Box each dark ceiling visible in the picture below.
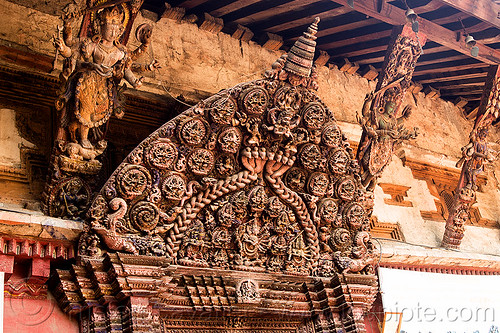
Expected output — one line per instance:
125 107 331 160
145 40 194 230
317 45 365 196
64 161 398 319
142 0 500 118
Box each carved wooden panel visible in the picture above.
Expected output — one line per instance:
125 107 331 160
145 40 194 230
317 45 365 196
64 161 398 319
378 183 413 207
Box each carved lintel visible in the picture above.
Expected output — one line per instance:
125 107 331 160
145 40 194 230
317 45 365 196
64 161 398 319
369 216 405 241
378 182 413 207
47 18 379 332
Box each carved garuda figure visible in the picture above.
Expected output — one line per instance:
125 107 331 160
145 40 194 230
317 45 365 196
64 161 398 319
44 0 159 220
79 18 379 277
356 25 424 190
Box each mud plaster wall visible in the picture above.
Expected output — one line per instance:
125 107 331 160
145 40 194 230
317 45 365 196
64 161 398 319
0 109 34 167
0 0 498 253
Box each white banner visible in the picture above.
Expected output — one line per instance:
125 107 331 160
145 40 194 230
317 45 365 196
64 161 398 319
378 267 500 333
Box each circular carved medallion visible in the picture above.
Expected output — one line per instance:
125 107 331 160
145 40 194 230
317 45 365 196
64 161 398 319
240 86 269 115
285 167 307 192
187 148 215 175
302 102 327 130
307 172 330 196
210 96 237 124
179 118 208 146
147 139 178 169
322 122 342 147
117 164 152 199
48 177 91 219
343 203 365 229
300 143 322 170
161 173 186 201
330 228 352 251
130 201 160 232
218 127 242 154
328 148 350 175
335 176 357 201
318 198 338 225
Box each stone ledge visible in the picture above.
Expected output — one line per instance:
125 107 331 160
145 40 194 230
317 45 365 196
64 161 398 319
378 238 500 273
0 204 82 241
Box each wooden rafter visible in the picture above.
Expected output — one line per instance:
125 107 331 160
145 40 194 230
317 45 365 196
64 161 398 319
434 0 500 30
329 0 500 64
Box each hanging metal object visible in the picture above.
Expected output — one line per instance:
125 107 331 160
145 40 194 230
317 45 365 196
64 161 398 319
465 34 476 48
405 8 419 32
347 0 354 9
412 21 419 33
405 8 417 22
471 46 479 57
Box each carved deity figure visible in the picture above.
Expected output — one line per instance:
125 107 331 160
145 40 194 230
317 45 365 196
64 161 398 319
357 88 418 190
456 128 496 191
53 5 156 153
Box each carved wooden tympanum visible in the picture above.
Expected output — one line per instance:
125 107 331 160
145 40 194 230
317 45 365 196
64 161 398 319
52 18 379 333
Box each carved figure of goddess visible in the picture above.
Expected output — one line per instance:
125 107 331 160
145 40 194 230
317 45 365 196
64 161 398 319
54 5 143 149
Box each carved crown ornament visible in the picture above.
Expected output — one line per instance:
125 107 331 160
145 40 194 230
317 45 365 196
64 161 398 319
52 18 380 333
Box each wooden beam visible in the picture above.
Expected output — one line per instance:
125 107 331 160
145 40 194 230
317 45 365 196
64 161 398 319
244 0 346 32
283 13 375 41
415 69 488 84
320 27 392 50
434 0 500 30
329 0 500 64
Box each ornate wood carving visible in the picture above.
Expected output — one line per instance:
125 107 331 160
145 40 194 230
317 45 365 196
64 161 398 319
369 216 405 241
378 182 413 207
43 0 158 220
404 158 497 228
52 18 379 333
442 66 500 249
356 24 426 190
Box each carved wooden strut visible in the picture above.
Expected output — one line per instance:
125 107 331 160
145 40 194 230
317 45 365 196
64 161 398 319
441 65 499 249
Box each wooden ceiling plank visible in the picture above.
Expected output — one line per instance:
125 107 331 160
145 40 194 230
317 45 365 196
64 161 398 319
329 0 500 64
416 54 468 67
242 0 331 28
413 62 486 76
174 0 209 10
283 15 376 42
243 3 348 31
429 76 488 87
433 0 500 30
415 72 488 84
330 40 390 58
407 0 444 13
319 26 392 49
208 0 262 17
